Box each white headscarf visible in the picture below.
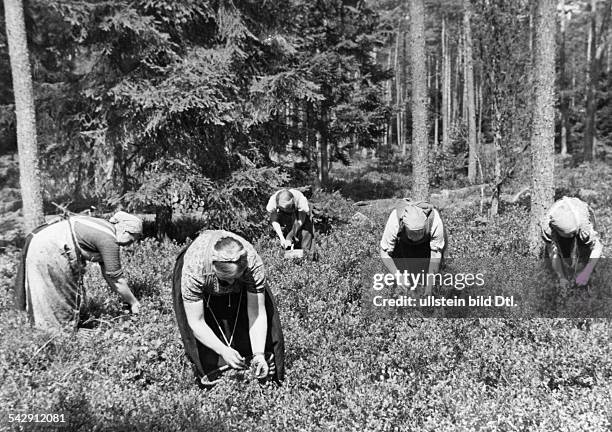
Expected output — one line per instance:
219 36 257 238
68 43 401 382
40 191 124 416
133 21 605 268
109 211 143 235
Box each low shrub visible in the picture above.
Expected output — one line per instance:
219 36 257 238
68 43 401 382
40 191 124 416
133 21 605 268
0 192 611 431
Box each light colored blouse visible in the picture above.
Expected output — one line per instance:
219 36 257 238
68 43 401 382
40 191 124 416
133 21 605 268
181 230 266 303
380 208 446 254
541 197 601 249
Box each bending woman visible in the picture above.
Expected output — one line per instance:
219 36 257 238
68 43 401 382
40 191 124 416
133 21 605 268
541 196 603 287
172 230 285 387
15 211 143 331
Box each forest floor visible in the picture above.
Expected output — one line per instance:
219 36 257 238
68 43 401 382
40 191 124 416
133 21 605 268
1 159 612 431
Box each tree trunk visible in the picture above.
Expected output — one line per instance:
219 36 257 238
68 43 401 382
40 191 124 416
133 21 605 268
571 65 576 110
583 0 597 162
462 42 467 124
433 56 439 150
608 0 612 74
477 82 482 153
384 47 393 148
319 104 329 187
394 23 403 152
608 12 612 74
464 0 477 183
427 54 431 91
441 16 451 154
529 0 536 66
559 0 569 156
490 106 502 218
401 25 408 156
452 39 460 131
529 0 556 257
409 0 429 201
306 101 319 188
4 0 44 233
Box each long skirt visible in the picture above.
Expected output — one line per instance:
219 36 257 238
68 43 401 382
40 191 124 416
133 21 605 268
15 220 83 331
277 211 315 252
172 247 285 385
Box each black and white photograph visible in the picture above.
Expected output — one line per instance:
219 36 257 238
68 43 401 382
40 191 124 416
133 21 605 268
1 0 611 430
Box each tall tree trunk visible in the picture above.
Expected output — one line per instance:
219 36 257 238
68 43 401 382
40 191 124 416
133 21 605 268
571 64 576 110
477 82 482 153
462 42 468 123
441 16 451 154
427 54 431 91
583 0 597 161
585 0 611 160
319 104 329 187
433 56 439 150
529 1 536 66
385 47 393 148
409 0 429 201
4 0 44 233
395 24 403 152
490 104 502 218
608 0 612 74
305 101 319 188
608 14 612 74
464 0 477 183
529 0 556 256
452 37 461 130
559 0 569 156
401 25 408 156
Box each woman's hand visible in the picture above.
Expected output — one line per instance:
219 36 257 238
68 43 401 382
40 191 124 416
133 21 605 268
575 270 591 287
220 346 246 370
251 353 269 378
130 301 141 314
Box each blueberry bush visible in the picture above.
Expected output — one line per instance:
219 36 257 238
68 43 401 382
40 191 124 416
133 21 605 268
1 163 612 431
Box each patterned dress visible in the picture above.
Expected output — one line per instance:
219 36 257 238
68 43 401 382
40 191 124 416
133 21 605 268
172 230 285 384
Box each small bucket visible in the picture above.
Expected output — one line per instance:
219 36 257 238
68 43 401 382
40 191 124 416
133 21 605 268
284 248 304 259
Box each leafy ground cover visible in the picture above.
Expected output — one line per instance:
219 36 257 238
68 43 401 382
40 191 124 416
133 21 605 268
1 164 612 431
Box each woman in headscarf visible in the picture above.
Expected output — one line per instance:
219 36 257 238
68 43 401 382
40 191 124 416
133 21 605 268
266 188 315 253
380 200 448 296
14 211 143 332
541 196 603 287
172 230 285 387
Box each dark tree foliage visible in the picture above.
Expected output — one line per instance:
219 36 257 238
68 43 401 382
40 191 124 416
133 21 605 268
0 0 390 238
249 0 392 180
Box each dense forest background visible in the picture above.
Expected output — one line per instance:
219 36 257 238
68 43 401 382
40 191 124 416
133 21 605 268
1 0 611 241
2 2 612 429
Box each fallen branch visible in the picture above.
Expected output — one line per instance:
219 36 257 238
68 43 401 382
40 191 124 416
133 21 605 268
25 334 60 368
500 187 530 204
432 183 492 201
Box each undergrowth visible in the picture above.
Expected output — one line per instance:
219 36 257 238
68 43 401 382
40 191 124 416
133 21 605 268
1 167 611 431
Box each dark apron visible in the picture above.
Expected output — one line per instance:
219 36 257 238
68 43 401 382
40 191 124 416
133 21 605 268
172 246 285 383
391 221 449 275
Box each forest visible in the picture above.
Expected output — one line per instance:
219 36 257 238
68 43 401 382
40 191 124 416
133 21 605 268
1 0 612 430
